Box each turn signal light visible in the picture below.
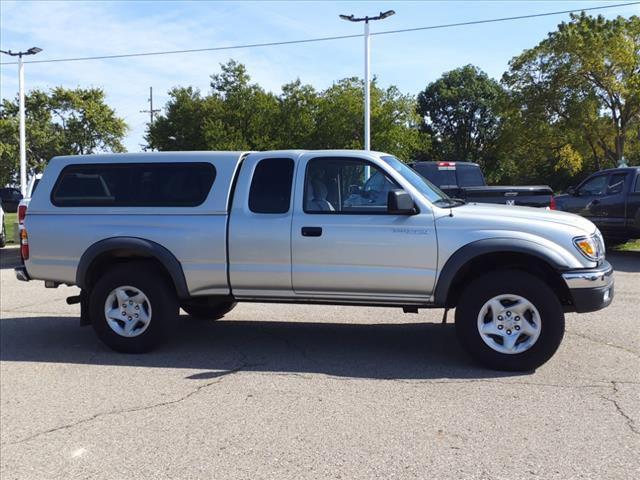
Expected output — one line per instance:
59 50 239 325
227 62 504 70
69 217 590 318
576 239 595 256
574 236 600 261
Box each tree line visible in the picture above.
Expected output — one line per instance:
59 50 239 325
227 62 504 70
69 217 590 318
1 13 638 190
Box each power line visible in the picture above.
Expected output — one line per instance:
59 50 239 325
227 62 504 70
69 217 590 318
1 2 638 66
372 1 639 37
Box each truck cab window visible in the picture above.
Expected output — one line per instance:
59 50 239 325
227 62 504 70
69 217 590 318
248 158 294 214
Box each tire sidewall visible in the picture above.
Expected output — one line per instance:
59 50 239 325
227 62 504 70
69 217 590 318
455 270 565 371
90 263 177 353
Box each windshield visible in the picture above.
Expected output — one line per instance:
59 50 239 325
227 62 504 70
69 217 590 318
381 155 450 204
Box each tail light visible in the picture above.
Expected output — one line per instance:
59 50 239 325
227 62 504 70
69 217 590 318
549 195 557 210
20 228 29 260
438 162 456 170
18 204 27 225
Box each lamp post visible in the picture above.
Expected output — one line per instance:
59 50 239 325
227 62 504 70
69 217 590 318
339 10 395 152
0 47 43 195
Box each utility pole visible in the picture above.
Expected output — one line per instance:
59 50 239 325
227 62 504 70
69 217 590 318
339 10 395 152
1 47 43 195
140 86 160 125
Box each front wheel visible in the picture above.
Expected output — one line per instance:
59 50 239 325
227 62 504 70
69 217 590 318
455 270 564 371
0 223 5 248
90 262 178 353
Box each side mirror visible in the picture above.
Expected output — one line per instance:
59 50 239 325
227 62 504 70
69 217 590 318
387 190 416 215
567 186 576 196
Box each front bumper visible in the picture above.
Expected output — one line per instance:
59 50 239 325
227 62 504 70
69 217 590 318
562 260 614 313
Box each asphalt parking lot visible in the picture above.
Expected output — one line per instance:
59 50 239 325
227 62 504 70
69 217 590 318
0 246 638 480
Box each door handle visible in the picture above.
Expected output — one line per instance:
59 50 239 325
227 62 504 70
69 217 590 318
301 226 323 237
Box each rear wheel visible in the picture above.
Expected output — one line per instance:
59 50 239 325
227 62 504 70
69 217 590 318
0 223 5 248
90 262 178 353
455 270 564 371
181 298 237 320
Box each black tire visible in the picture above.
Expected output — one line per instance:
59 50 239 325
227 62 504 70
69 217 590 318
180 298 237 320
455 270 565 372
90 262 178 353
0 223 5 248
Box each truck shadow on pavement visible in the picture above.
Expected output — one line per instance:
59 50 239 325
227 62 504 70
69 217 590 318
0 315 517 380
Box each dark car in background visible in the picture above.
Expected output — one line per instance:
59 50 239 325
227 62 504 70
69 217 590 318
0 187 23 213
410 161 555 208
555 166 640 245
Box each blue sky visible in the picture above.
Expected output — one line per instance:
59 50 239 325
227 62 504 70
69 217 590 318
1 0 639 152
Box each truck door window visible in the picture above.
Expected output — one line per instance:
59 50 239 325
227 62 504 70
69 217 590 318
578 175 607 196
248 158 294 214
305 158 399 214
606 173 626 195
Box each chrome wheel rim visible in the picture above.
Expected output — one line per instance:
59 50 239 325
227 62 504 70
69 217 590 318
477 294 541 355
104 286 152 338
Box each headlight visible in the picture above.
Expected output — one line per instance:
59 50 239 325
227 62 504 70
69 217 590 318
573 234 604 261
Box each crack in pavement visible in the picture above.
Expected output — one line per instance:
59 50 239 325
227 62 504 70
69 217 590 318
601 381 639 436
3 362 253 446
566 330 640 359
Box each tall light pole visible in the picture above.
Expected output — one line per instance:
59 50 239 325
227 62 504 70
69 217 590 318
0 47 43 195
339 10 395 152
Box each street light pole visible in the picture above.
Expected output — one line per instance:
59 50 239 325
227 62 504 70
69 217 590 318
340 10 395 153
18 55 26 195
0 47 43 195
364 20 371 152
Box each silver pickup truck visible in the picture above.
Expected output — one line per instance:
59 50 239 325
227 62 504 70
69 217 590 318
16 150 614 371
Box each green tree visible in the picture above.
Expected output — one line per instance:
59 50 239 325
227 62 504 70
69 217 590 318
503 13 640 172
147 61 428 161
312 77 428 159
145 87 208 151
148 60 281 151
0 87 127 185
204 60 280 150
416 65 505 170
274 79 319 149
